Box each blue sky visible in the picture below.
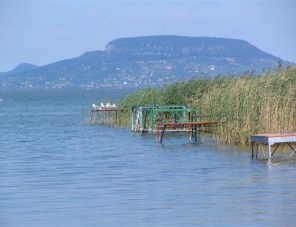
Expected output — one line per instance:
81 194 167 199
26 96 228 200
0 0 295 72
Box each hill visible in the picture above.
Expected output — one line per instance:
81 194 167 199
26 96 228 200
0 35 288 89
9 63 38 74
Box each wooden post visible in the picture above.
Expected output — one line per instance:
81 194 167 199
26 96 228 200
160 124 166 143
194 125 197 143
268 144 272 159
91 110 94 125
115 110 118 126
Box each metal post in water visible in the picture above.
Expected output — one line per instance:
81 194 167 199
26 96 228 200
268 144 272 159
160 124 166 143
182 106 186 122
139 108 143 131
91 111 94 125
115 110 118 126
194 125 197 143
131 108 134 131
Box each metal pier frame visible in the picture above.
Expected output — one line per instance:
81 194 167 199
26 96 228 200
91 108 127 125
131 105 199 133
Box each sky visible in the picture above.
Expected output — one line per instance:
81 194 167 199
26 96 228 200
0 0 295 72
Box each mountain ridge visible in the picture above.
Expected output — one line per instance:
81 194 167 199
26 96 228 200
106 36 277 60
0 35 289 89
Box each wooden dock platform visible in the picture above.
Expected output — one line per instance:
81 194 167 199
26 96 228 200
250 133 296 159
156 121 217 143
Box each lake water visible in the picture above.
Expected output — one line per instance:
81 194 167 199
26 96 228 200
0 89 296 226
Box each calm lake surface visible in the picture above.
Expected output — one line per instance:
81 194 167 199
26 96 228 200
0 89 296 226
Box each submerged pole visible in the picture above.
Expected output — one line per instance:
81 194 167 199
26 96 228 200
115 110 118 126
194 125 197 143
91 111 94 124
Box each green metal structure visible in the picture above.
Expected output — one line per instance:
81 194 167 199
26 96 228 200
131 105 198 132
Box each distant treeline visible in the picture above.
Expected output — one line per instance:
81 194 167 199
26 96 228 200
120 67 296 145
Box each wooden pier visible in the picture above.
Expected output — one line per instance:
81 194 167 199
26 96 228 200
90 103 217 143
250 133 296 159
156 121 217 143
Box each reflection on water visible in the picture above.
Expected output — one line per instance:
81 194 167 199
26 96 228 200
0 90 296 226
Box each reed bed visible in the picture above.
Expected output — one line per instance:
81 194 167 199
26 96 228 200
191 68 296 145
119 67 296 145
